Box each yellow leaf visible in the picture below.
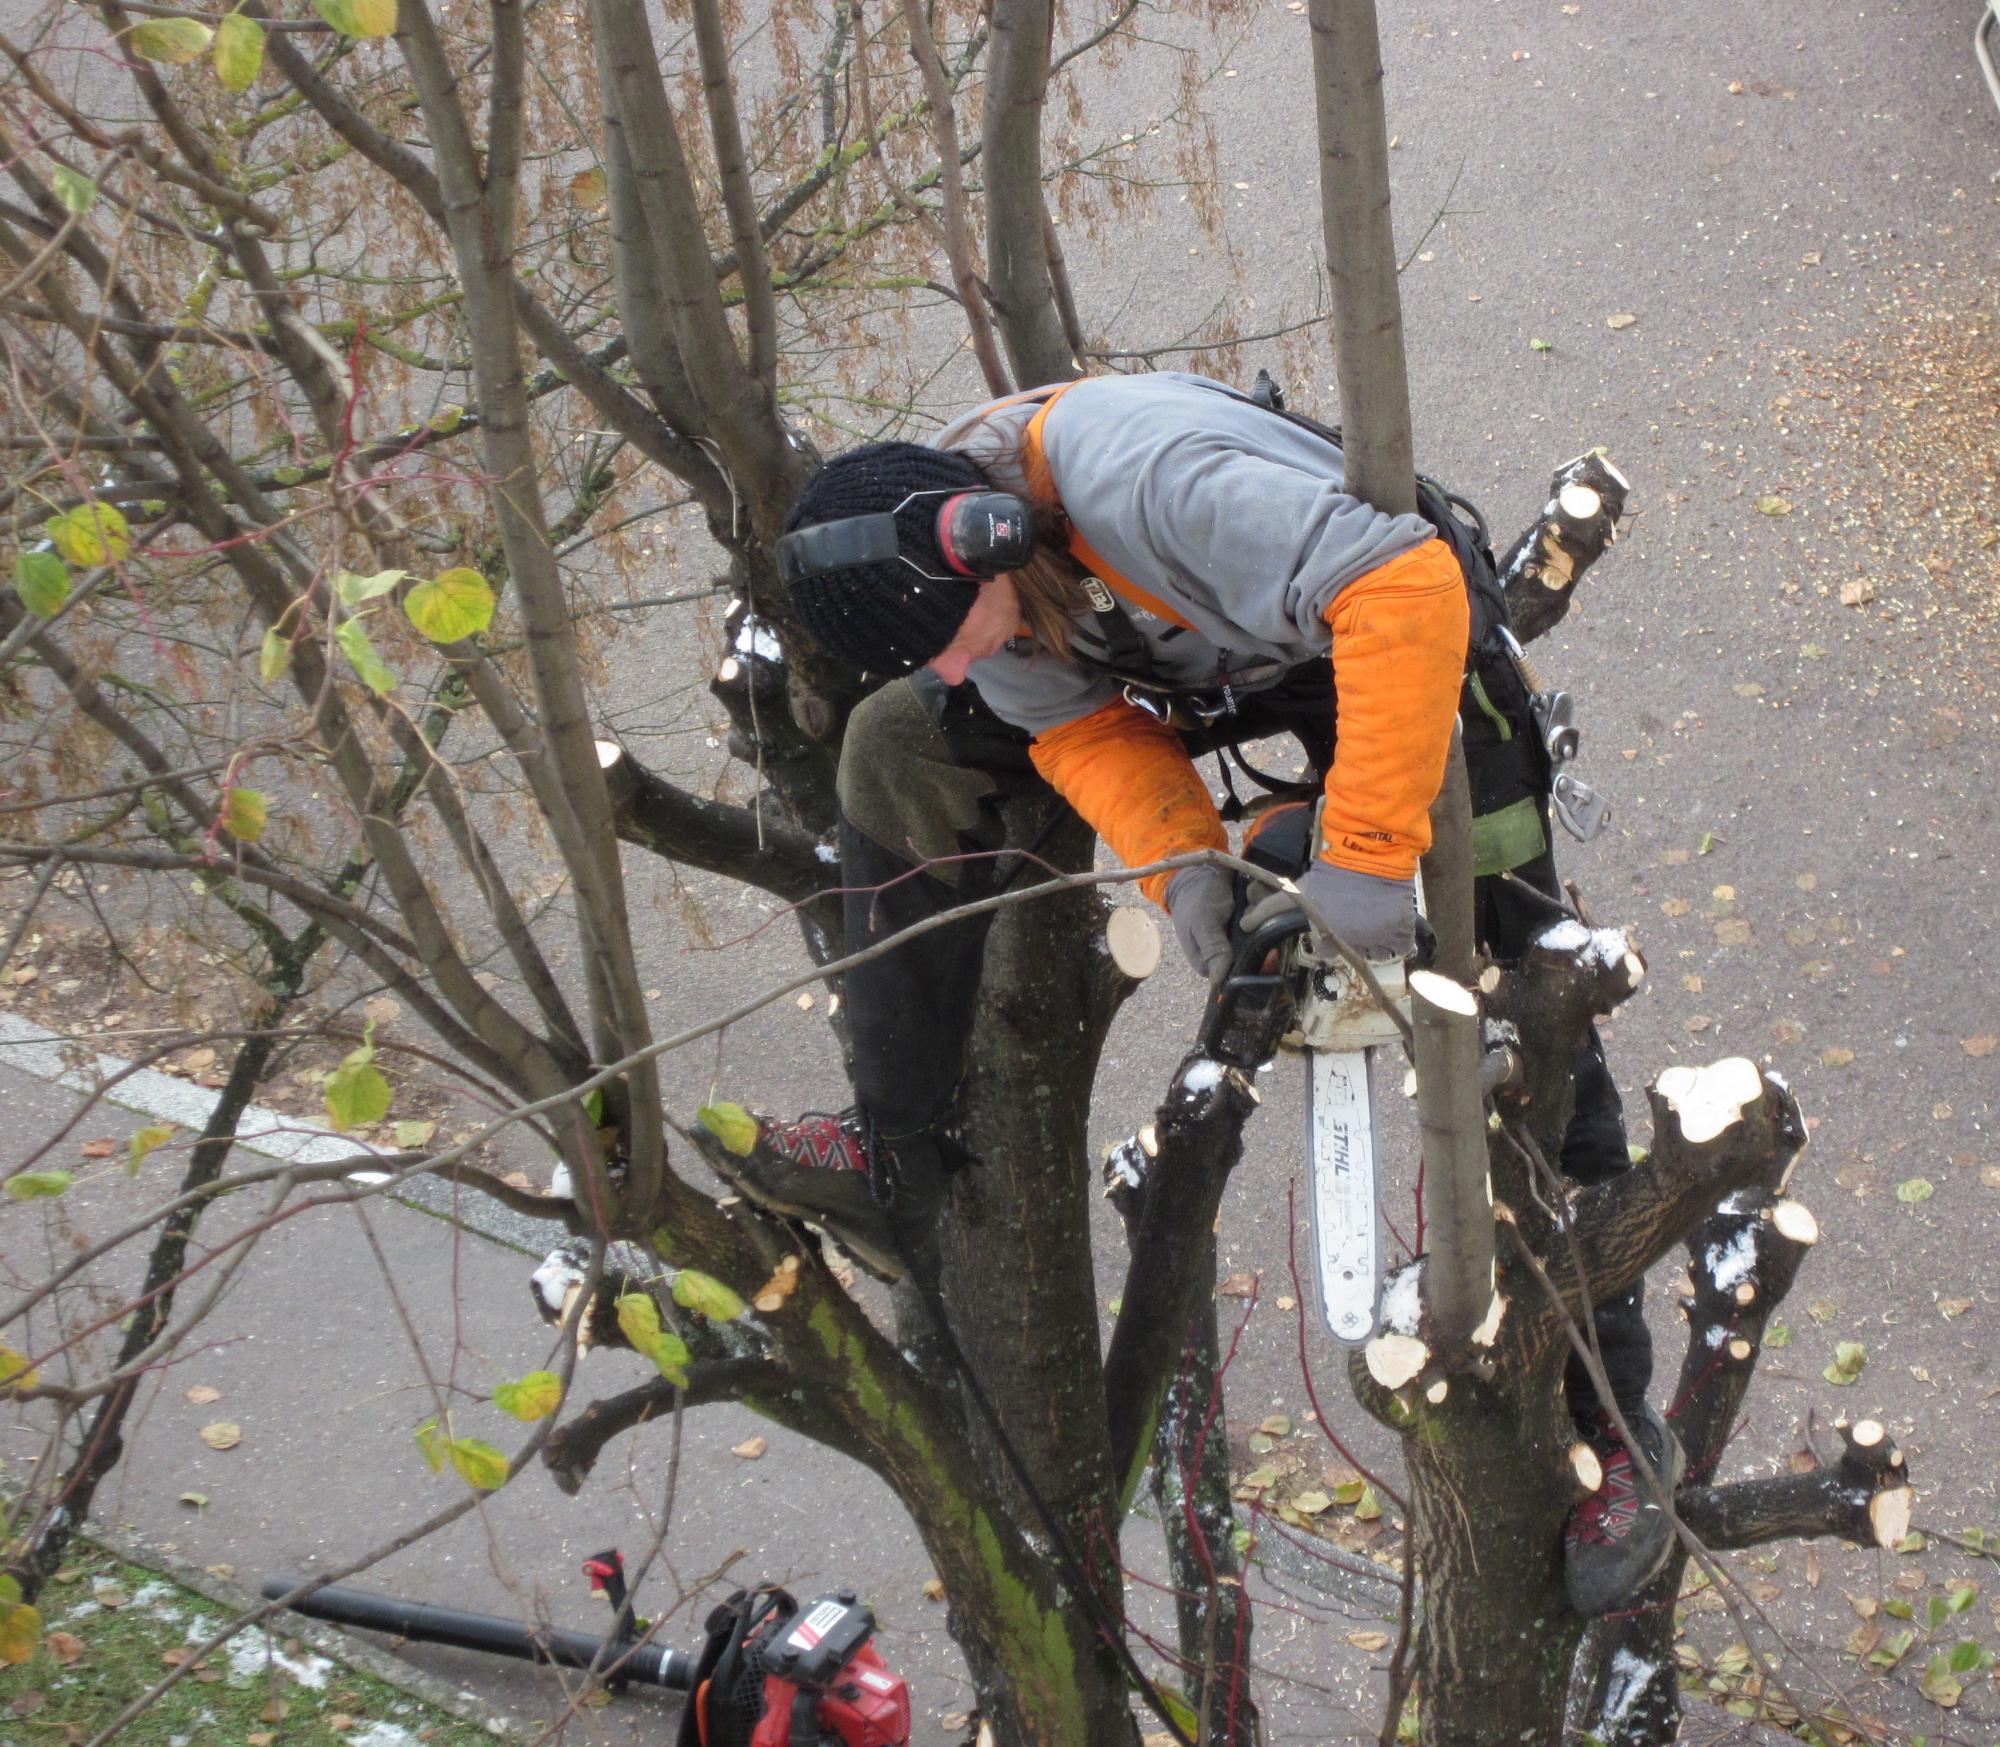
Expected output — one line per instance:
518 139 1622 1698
213 12 263 90
128 1125 173 1174
47 502 131 565
697 1101 760 1157
199 1421 242 1450
493 1370 562 1421
672 1268 746 1323
258 627 291 684
313 0 397 37
222 786 268 843
0 1592 42 1665
731 1436 767 1460
615 1291 661 1349
446 1436 508 1491
0 1344 39 1395
404 568 495 643
129 17 213 62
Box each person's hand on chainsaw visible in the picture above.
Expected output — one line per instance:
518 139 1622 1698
1165 865 1236 983
1240 861 1416 963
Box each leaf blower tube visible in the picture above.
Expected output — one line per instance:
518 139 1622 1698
259 1577 699 1690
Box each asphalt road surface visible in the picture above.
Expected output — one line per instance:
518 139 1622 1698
2 1 1995 1742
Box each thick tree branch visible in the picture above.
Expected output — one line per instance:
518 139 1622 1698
981 0 1075 385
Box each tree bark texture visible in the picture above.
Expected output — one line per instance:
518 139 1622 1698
939 795 1140 1744
1307 0 1416 517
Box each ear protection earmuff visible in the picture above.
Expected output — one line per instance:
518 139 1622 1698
776 489 1038 586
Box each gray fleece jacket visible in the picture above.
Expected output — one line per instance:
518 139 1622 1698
930 373 1435 735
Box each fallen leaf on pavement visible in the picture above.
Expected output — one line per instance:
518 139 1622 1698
1347 1630 1391 1651
1962 1034 1998 1058
1606 312 1638 330
1217 1272 1257 1299
185 1385 221 1405
199 1422 241 1450
731 1437 767 1460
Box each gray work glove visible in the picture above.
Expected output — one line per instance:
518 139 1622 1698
1164 865 1236 983
1240 860 1416 962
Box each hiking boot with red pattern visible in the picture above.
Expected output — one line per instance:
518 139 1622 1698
1563 1402 1686 1616
711 1110 920 1284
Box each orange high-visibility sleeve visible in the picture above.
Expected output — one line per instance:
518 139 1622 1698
1320 538 1470 880
1030 700 1227 906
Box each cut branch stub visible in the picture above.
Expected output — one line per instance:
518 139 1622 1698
1363 1332 1431 1391
1496 450 1632 644
1104 906 1162 981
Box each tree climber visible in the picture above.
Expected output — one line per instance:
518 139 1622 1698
727 370 1681 1613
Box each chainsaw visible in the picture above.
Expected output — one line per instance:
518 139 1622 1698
1196 900 1415 1348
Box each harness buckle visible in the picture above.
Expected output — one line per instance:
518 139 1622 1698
1552 771 1611 843
1121 683 1173 724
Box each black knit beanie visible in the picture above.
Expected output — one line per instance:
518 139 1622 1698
783 442 991 675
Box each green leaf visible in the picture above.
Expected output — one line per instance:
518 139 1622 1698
582 1087 605 1126
1945 1583 1978 1614
392 1119 437 1149
493 1370 562 1422
13 550 69 618
1898 1530 1926 1554
127 1125 173 1174
50 166 96 215
1884 1596 1914 1620
1152 1685 1199 1737
414 1416 446 1472
1529 336 1553 353
1926 1594 1950 1631
47 501 131 565
404 567 495 643
313 0 397 37
1895 1176 1935 1205
5 1170 73 1200
1919 1652 1961 1709
1354 1484 1383 1522
697 1101 759 1157
446 1436 509 1491
646 1330 691 1385
0 1589 41 1665
1755 495 1792 517
212 11 263 90
1764 1320 1791 1348
1331 1478 1366 1506
0 1344 39 1395
1947 1639 1995 1674
222 786 268 843
335 614 396 695
258 626 291 683
1823 1340 1867 1386
129 17 213 62
324 1026 391 1131
335 567 406 607
672 1268 747 1323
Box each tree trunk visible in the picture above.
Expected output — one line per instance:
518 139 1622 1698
1308 0 1416 518
942 795 1137 1744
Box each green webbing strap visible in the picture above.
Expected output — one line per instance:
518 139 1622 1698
1472 795 1546 877
1467 669 1513 742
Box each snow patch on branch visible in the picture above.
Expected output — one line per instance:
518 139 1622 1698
1533 917 1643 989
734 618 783 663
1702 1223 1759 1292
1601 1647 1659 1724
1380 1264 1423 1336
1181 1059 1227 1096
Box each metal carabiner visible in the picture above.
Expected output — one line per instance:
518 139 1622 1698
1121 683 1174 724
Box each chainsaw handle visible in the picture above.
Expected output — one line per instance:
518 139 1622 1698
1196 913 1309 1062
